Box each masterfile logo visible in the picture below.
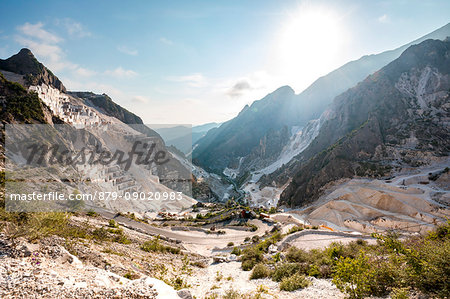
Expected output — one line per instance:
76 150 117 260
5 124 192 213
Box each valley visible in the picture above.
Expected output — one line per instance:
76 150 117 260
0 16 449 299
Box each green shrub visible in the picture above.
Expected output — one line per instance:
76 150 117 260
242 260 255 271
250 263 271 279
231 247 241 256
227 242 234 247
241 247 263 271
288 225 304 234
86 210 97 217
141 236 181 254
222 289 243 299
170 276 190 290
390 287 410 299
332 252 374 299
272 263 301 282
279 273 310 291
307 264 321 277
413 235 450 297
255 231 282 252
286 246 308 263
123 272 139 280
108 219 118 228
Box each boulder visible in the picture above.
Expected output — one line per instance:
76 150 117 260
177 289 193 299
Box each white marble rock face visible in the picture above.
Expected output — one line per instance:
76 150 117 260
29 84 103 128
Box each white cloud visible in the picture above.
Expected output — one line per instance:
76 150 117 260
14 35 66 70
117 45 138 56
226 80 252 98
74 67 96 77
104 67 138 78
131 95 150 103
160 37 174 45
15 22 96 76
377 14 389 23
57 18 91 38
166 73 207 87
17 22 62 44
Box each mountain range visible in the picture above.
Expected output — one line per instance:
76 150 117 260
192 23 450 179
1 23 449 232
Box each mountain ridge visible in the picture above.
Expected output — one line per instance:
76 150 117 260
192 23 450 181
276 38 450 207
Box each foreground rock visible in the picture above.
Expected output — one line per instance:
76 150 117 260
0 237 179 299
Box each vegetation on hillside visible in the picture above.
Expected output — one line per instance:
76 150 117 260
242 222 449 297
0 73 47 123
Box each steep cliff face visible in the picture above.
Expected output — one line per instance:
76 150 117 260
0 48 66 92
277 39 450 208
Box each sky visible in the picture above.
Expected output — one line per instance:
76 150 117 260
0 0 449 125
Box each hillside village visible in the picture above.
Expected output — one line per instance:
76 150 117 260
29 84 103 128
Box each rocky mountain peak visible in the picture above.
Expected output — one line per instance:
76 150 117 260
17 48 34 57
0 48 66 92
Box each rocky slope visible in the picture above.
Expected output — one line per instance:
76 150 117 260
1 49 196 213
274 38 450 208
193 86 295 174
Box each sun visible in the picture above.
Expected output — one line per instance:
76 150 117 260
273 5 347 92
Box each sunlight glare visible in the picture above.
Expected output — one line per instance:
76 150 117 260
274 5 347 92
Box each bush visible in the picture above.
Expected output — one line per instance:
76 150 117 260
307 264 321 277
123 272 139 280
390 287 410 299
288 225 304 234
222 289 243 299
86 210 97 217
170 276 190 290
286 246 308 263
227 242 234 247
231 247 241 256
250 263 271 279
279 273 310 291
255 231 282 252
241 247 263 271
332 252 374 299
141 236 181 254
272 263 301 282
108 219 118 228
242 260 255 271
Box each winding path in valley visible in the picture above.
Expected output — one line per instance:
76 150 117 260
93 207 269 247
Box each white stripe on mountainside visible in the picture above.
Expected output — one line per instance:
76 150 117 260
243 110 330 208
